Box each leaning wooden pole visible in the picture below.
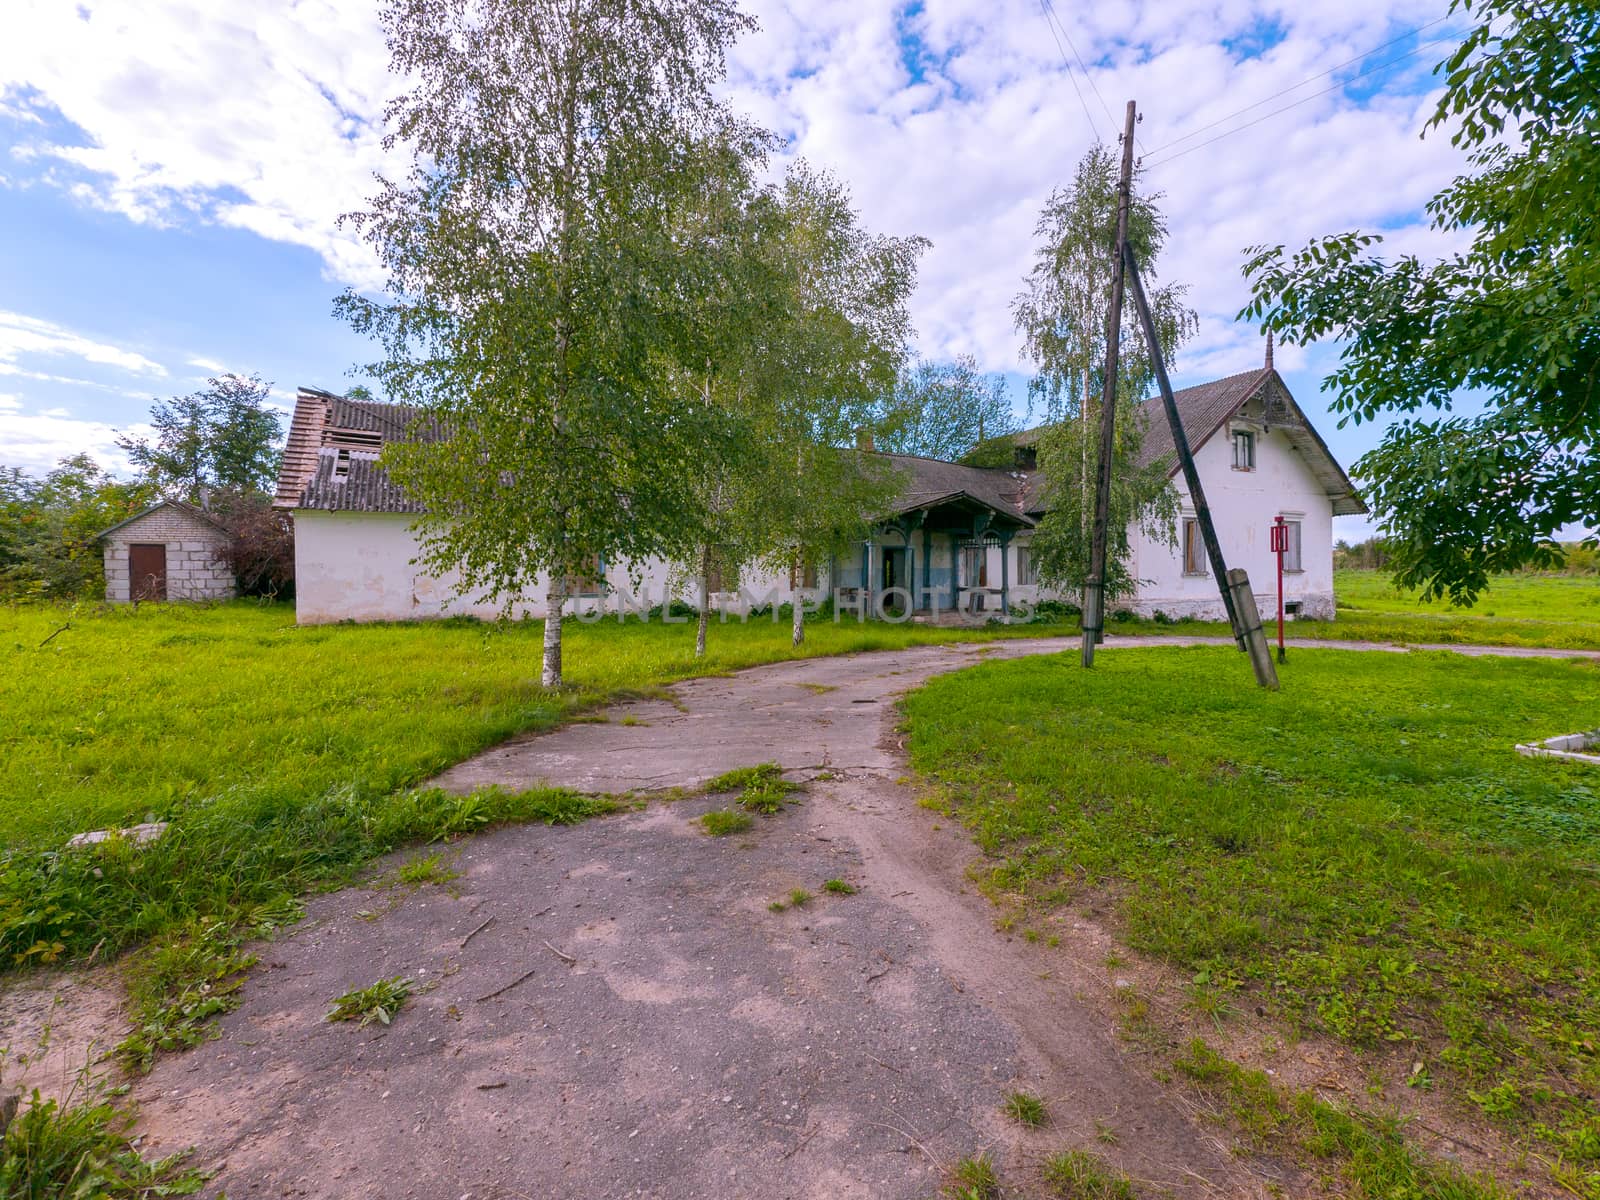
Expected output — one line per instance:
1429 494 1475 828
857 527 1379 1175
1122 240 1252 659
1081 99 1138 668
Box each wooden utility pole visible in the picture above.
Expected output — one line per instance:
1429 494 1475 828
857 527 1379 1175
1081 99 1138 668
1124 240 1277 689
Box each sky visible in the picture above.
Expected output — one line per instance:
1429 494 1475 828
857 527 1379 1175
0 0 1479 541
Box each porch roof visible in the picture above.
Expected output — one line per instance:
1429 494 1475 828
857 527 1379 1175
877 453 1034 530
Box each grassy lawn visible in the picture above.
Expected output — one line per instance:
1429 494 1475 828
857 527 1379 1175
1107 568 1600 650
0 599 1057 970
903 646 1600 1193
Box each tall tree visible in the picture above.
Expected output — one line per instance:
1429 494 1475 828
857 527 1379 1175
0 454 154 598
340 0 770 687
876 355 1014 463
671 161 923 655
1013 145 1196 599
116 374 281 504
740 164 921 647
1241 0 1599 604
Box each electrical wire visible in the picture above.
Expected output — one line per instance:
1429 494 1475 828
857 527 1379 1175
1035 0 1102 141
1142 33 1455 168
1143 15 1452 158
1040 0 1135 148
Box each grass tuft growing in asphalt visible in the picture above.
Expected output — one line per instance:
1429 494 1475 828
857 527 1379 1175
698 810 753 837
1002 1089 1048 1127
904 645 1600 1183
943 1152 1002 1199
1040 1149 1137 1199
327 976 413 1026
0 1087 207 1197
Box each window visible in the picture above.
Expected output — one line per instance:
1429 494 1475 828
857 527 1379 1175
1182 518 1207 575
1232 429 1256 471
704 545 737 594
1283 519 1303 573
961 545 988 588
1015 544 1035 586
788 560 818 589
561 553 605 596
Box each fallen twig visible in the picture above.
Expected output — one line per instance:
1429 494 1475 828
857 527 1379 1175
476 1081 507 1090
38 623 69 648
779 1124 820 1160
459 915 496 949
866 1120 939 1167
474 967 538 1002
864 1052 903 1073
543 939 577 965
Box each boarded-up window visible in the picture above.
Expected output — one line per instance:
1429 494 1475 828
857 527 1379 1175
1182 519 1206 575
705 546 738 594
562 554 605 596
789 559 818 590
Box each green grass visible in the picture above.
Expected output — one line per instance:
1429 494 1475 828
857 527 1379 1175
943 1153 1002 1199
327 976 413 1026
1040 1149 1137 1199
1002 1089 1048 1127
822 877 856 895
903 646 1600 1188
389 851 459 889
1173 1038 1506 1198
0 601 1051 966
0 1089 206 1198
1113 569 1600 650
698 810 753 837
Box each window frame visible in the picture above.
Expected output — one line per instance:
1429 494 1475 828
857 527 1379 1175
1281 516 1304 574
1015 543 1035 587
562 553 606 597
1232 429 1256 471
1182 517 1207 576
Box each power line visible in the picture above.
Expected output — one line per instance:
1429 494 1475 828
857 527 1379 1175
1035 0 1102 141
1040 0 1128 144
1142 32 1456 168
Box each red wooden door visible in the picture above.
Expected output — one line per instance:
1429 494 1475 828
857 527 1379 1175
129 543 167 601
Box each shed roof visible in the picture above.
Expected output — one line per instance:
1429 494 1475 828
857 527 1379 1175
95 498 232 541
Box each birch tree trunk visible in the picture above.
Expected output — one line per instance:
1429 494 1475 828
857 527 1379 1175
695 542 711 658
791 552 806 646
542 583 565 687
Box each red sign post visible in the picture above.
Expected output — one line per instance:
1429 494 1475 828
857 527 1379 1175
1269 516 1289 663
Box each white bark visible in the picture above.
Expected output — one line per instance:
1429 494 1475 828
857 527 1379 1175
695 544 710 658
791 576 805 646
542 585 565 688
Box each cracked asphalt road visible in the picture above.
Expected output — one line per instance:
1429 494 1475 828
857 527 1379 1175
127 636 1286 1199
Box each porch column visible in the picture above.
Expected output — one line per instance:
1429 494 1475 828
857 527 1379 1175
999 531 1012 616
922 527 932 612
906 542 915 610
861 540 872 616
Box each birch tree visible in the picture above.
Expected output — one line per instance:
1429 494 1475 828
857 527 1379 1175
338 0 768 686
671 162 922 654
1012 145 1196 599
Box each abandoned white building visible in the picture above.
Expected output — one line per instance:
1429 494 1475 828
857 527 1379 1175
99 500 237 603
272 349 1364 625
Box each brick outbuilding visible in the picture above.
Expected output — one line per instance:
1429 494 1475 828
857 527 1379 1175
99 500 237 603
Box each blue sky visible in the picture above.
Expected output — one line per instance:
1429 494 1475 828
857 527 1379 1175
1 0 1473 542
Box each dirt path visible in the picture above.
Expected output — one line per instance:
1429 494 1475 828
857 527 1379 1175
111 635 1586 1197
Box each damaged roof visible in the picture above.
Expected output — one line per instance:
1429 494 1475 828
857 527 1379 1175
272 365 1365 521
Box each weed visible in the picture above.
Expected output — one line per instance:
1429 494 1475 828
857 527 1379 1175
619 715 647 727
767 899 787 912
1041 1149 1137 1199
327 976 413 1026
390 852 459 889
786 888 813 908
944 1153 1002 1199
1002 1090 1048 1127
702 763 801 814
822 878 856 895
0 1088 207 1197
698 810 753 837
797 682 837 694
1173 1038 1506 1197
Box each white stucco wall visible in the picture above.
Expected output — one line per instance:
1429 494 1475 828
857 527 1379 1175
1123 414 1337 621
292 510 822 625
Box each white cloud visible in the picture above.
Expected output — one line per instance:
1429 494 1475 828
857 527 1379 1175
0 0 1469 384
0 310 166 376
187 356 228 373
0 409 150 474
